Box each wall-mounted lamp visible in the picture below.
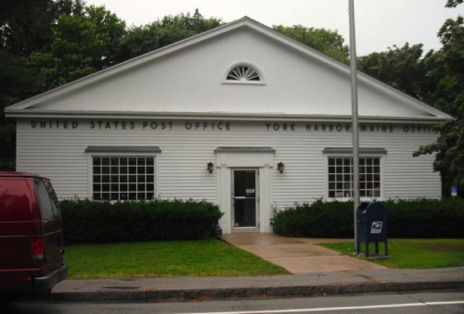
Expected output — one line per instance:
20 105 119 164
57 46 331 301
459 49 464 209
277 162 285 174
207 161 214 174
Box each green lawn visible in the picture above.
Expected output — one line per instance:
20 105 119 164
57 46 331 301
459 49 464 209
65 238 464 279
65 238 288 279
319 239 464 269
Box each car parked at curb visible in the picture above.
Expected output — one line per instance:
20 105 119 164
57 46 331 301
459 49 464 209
0 172 68 306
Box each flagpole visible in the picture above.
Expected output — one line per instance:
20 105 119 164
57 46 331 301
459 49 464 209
349 0 360 253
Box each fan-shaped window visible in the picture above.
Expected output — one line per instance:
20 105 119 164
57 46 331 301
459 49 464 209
226 65 261 83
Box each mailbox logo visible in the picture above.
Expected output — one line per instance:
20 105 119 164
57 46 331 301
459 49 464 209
370 221 383 234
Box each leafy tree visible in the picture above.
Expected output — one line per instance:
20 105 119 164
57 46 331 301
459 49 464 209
446 0 463 7
358 43 429 101
29 4 126 90
0 0 76 170
0 0 83 55
1 0 54 55
115 9 222 62
0 50 38 169
357 2 463 197
414 3 464 196
273 25 349 63
0 0 92 169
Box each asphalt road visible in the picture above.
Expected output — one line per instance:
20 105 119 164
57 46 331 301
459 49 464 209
5 290 464 314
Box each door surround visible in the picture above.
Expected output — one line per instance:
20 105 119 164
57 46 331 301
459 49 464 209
214 147 274 234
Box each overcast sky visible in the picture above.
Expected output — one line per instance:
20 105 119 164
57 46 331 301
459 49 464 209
86 0 463 56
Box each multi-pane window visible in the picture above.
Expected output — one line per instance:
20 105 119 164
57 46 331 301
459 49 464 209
92 157 155 200
328 157 381 198
359 158 381 197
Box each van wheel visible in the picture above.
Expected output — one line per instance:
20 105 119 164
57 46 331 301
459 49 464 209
0 293 16 307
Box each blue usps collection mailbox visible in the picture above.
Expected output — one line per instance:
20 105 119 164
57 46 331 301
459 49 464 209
356 201 388 257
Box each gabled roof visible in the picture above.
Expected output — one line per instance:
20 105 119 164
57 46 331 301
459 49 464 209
5 17 452 123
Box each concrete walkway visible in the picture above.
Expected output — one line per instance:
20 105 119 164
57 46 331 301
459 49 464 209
220 233 387 273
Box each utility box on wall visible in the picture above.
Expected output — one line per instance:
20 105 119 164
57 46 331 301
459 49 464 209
356 201 388 257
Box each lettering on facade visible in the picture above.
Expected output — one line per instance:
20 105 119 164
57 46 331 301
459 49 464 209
30 120 80 129
266 123 434 134
90 121 136 129
184 121 230 131
402 125 434 133
29 120 231 131
28 120 436 134
142 121 173 130
265 123 296 131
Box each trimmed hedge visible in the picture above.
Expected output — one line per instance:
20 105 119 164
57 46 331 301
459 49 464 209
271 198 464 238
60 199 223 244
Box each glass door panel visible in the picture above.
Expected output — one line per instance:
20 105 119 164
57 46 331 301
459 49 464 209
233 170 258 231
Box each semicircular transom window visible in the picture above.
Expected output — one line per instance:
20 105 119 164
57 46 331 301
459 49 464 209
226 65 261 82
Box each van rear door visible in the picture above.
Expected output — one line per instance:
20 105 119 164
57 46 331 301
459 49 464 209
0 177 41 289
32 178 65 274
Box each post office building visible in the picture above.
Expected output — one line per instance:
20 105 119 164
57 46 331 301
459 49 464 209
6 17 452 234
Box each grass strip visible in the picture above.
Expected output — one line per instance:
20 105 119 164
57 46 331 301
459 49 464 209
65 238 288 279
319 239 464 269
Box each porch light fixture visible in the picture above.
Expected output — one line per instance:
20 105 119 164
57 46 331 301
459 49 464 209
277 162 285 174
207 162 214 174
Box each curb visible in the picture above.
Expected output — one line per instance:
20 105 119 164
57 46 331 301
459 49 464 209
51 280 464 302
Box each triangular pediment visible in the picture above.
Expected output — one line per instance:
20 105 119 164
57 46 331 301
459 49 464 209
6 17 452 123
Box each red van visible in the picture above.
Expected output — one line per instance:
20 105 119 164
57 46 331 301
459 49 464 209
0 172 68 305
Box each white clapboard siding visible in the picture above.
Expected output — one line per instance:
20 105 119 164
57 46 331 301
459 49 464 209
17 119 441 210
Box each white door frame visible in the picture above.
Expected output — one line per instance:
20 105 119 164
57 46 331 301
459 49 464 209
214 147 274 234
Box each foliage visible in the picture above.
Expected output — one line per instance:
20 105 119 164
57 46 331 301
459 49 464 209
271 199 464 238
29 4 126 90
413 7 464 192
65 240 286 278
0 50 38 168
384 198 464 237
273 25 349 63
357 2 464 193
358 43 429 101
0 0 78 56
60 199 223 244
0 159 15 171
114 9 222 62
0 0 84 170
446 0 463 8
271 199 353 238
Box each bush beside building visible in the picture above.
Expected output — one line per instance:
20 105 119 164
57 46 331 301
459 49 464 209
61 199 223 244
271 198 464 238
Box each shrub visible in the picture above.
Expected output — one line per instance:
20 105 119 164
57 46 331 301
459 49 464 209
60 199 223 244
271 198 464 238
385 198 464 238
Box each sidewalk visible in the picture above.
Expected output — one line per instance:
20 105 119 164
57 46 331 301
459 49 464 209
220 233 387 273
51 234 464 302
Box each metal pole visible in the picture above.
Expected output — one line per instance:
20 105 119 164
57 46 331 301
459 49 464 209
349 0 360 253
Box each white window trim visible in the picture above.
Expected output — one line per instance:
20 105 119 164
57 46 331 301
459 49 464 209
86 148 160 200
323 149 386 202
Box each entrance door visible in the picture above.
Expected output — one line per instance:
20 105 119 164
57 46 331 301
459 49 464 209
232 169 258 232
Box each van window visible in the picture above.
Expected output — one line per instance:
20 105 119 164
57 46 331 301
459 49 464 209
44 180 61 218
0 178 35 221
34 179 60 221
